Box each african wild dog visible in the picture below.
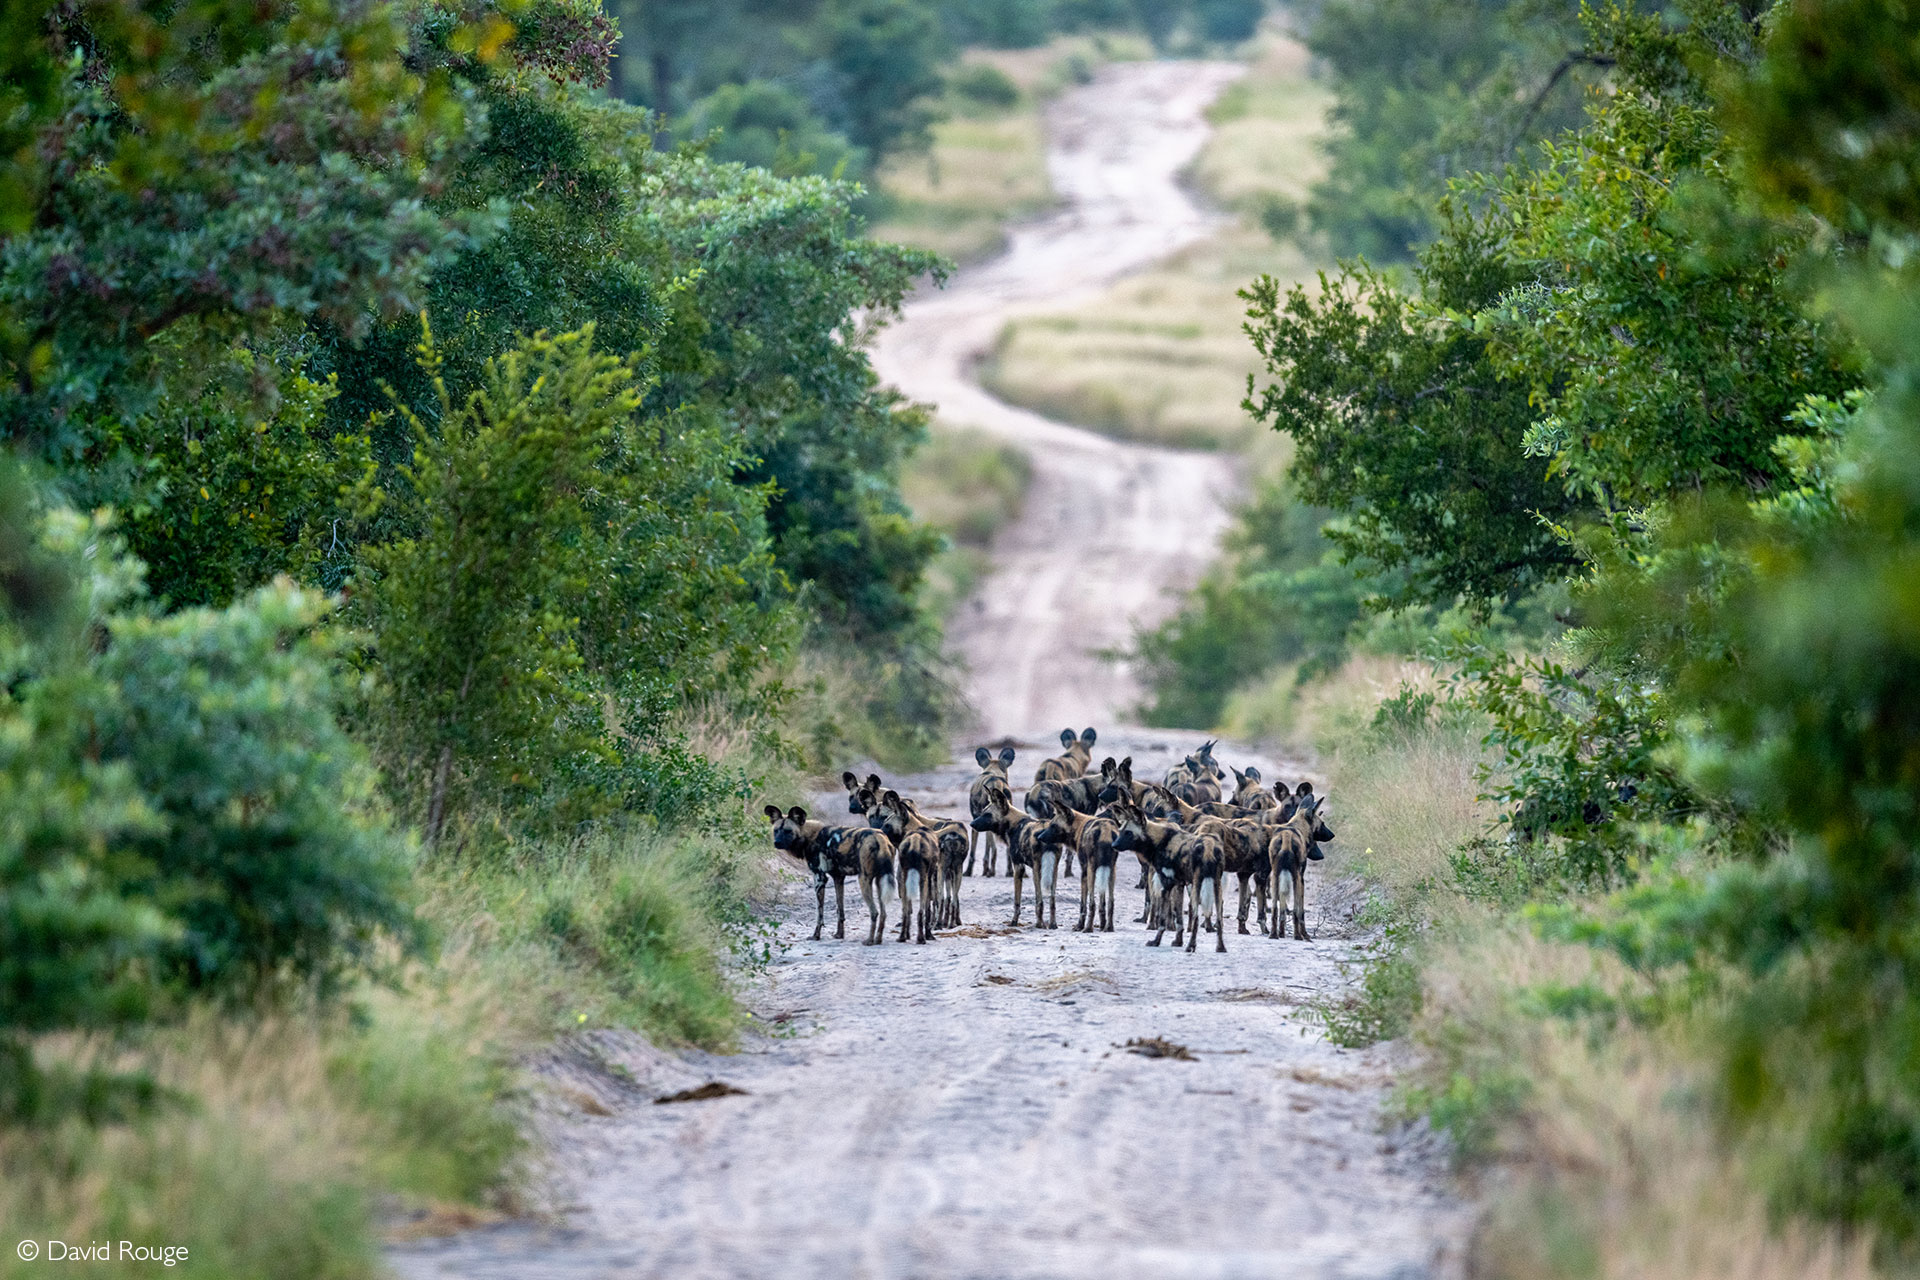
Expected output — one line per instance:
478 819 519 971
1181 830 1228 953
1267 783 1334 941
842 771 884 815
967 745 1016 876
1032 726 1097 786
1034 796 1120 933
1015 790 1081 931
868 788 969 931
1140 782 1275 937
823 824 898 945
969 777 1056 927
1024 758 1117 877
1164 739 1221 792
1229 765 1280 813
1109 801 1194 947
1164 744 1224 806
892 827 939 943
765 805 859 941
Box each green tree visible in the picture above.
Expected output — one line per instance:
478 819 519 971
684 81 867 180
1244 210 1581 608
1302 0 1602 260
0 0 487 458
0 481 172 1082
814 0 948 157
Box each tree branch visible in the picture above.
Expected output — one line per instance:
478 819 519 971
1509 52 1618 157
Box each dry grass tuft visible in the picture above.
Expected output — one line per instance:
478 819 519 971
1423 927 1879 1280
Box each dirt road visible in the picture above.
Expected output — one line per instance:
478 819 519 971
392 731 1463 1280
869 59 1245 735
391 61 1466 1280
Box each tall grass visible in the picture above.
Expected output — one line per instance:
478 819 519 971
0 1010 492 1280
1235 653 1893 1279
0 779 791 1277
1417 926 1879 1280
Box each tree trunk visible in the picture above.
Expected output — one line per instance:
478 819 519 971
426 743 454 847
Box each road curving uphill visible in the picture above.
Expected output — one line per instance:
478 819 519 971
870 59 1245 737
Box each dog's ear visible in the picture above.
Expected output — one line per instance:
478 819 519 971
866 773 882 791
998 745 1016 767
975 746 991 769
883 789 901 805
787 806 807 822
1059 728 1076 748
1231 766 1246 787
764 805 783 822
841 771 858 791
1245 766 1260 782
1081 727 1097 744
1100 756 1117 776
1295 780 1315 797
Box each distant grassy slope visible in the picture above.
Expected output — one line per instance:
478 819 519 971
869 34 1151 263
976 25 1332 451
1191 31 1333 223
901 425 1034 617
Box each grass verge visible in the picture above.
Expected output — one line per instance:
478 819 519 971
1227 653 1889 1279
0 749 801 1278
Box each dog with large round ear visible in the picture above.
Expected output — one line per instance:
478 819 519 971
1058 728 1077 750
975 746 993 769
998 745 1015 768
1080 727 1098 747
765 805 811 854
1294 780 1315 798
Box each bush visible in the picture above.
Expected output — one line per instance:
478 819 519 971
3 487 416 1110
950 63 1021 110
1315 917 1423 1047
683 81 867 180
99 581 418 1000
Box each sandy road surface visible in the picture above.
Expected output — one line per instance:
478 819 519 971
869 60 1246 735
392 732 1464 1280
391 61 1467 1280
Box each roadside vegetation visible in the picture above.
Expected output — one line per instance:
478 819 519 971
978 20 1329 450
1141 1 1920 1273
900 426 1035 618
